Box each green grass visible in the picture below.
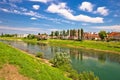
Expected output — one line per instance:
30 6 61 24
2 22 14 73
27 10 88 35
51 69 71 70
1 37 120 53
41 39 120 53
0 42 70 80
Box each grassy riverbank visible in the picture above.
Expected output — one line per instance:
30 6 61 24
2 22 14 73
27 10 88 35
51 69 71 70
44 39 120 54
0 37 120 54
0 42 70 80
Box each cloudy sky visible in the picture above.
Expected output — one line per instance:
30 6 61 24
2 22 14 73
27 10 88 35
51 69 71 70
0 0 120 34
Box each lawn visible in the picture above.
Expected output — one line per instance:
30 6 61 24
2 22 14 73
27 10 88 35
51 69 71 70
0 42 70 80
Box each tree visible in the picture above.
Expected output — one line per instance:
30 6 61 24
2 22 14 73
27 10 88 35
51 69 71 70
81 28 84 41
78 29 81 40
63 30 66 36
78 28 84 41
38 33 40 35
50 31 54 38
66 30 69 36
55 31 59 37
73 29 76 37
27 34 35 39
98 31 107 40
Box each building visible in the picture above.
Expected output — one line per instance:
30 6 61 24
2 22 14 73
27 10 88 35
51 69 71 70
17 34 29 38
84 32 100 40
36 34 48 40
108 32 120 40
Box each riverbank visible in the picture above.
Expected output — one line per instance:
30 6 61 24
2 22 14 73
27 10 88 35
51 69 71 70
22 39 120 54
0 37 120 54
0 42 70 80
45 39 120 54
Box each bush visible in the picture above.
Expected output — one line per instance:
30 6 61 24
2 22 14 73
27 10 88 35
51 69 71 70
35 52 44 58
52 52 71 67
79 71 99 80
50 52 99 80
68 70 78 80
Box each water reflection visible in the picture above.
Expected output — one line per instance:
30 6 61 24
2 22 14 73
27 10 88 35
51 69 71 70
0 40 120 80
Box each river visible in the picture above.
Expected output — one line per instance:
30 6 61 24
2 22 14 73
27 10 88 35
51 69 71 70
0 40 120 80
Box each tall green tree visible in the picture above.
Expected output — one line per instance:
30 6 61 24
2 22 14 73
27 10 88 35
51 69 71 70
63 30 66 36
38 33 40 35
73 29 76 37
81 28 84 41
66 30 69 36
78 29 81 40
55 31 59 37
98 30 107 40
70 29 73 37
50 31 54 38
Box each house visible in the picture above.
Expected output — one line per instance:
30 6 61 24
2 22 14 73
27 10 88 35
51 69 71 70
17 34 29 38
108 32 120 40
84 32 100 40
36 34 48 40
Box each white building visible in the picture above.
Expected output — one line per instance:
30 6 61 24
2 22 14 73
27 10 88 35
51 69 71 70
17 34 29 38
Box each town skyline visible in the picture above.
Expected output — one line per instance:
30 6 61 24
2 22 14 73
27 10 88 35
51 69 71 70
0 0 120 34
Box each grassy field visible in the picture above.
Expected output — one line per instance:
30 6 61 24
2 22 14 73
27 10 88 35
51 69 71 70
40 39 120 54
0 42 70 80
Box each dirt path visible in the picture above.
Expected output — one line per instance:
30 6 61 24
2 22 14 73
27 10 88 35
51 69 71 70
0 64 30 80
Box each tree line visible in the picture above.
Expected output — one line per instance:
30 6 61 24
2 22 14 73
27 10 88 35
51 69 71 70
50 28 84 41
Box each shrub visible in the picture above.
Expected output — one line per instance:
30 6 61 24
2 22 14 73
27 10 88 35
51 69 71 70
52 52 71 67
79 71 99 80
35 52 44 58
50 52 99 80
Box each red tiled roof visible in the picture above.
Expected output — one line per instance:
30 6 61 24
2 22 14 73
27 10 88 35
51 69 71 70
108 32 120 37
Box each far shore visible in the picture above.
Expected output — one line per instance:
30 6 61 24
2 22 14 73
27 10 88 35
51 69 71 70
0 37 120 54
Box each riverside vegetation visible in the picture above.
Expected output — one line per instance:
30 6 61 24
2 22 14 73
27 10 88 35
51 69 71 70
22 38 120 54
0 41 99 80
0 42 70 80
50 52 99 80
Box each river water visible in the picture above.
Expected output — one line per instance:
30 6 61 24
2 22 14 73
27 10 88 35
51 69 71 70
0 40 120 80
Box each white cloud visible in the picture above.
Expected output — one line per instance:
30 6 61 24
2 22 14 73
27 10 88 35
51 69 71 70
8 0 22 3
0 8 42 18
0 25 59 34
94 7 109 16
49 29 60 31
0 26 42 32
92 25 120 31
79 2 94 12
29 0 52 3
0 8 9 12
81 23 89 26
30 17 37 20
32 5 40 10
47 3 103 23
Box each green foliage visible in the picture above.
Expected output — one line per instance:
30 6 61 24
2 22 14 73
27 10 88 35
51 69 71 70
0 42 70 80
51 52 99 80
0 33 16 37
68 69 79 80
27 34 35 39
99 31 107 40
35 52 44 58
55 31 59 36
81 28 84 41
63 30 66 36
52 52 71 67
50 31 54 36
79 71 99 80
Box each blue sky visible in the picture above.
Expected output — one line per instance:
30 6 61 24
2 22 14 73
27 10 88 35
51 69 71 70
0 0 120 34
